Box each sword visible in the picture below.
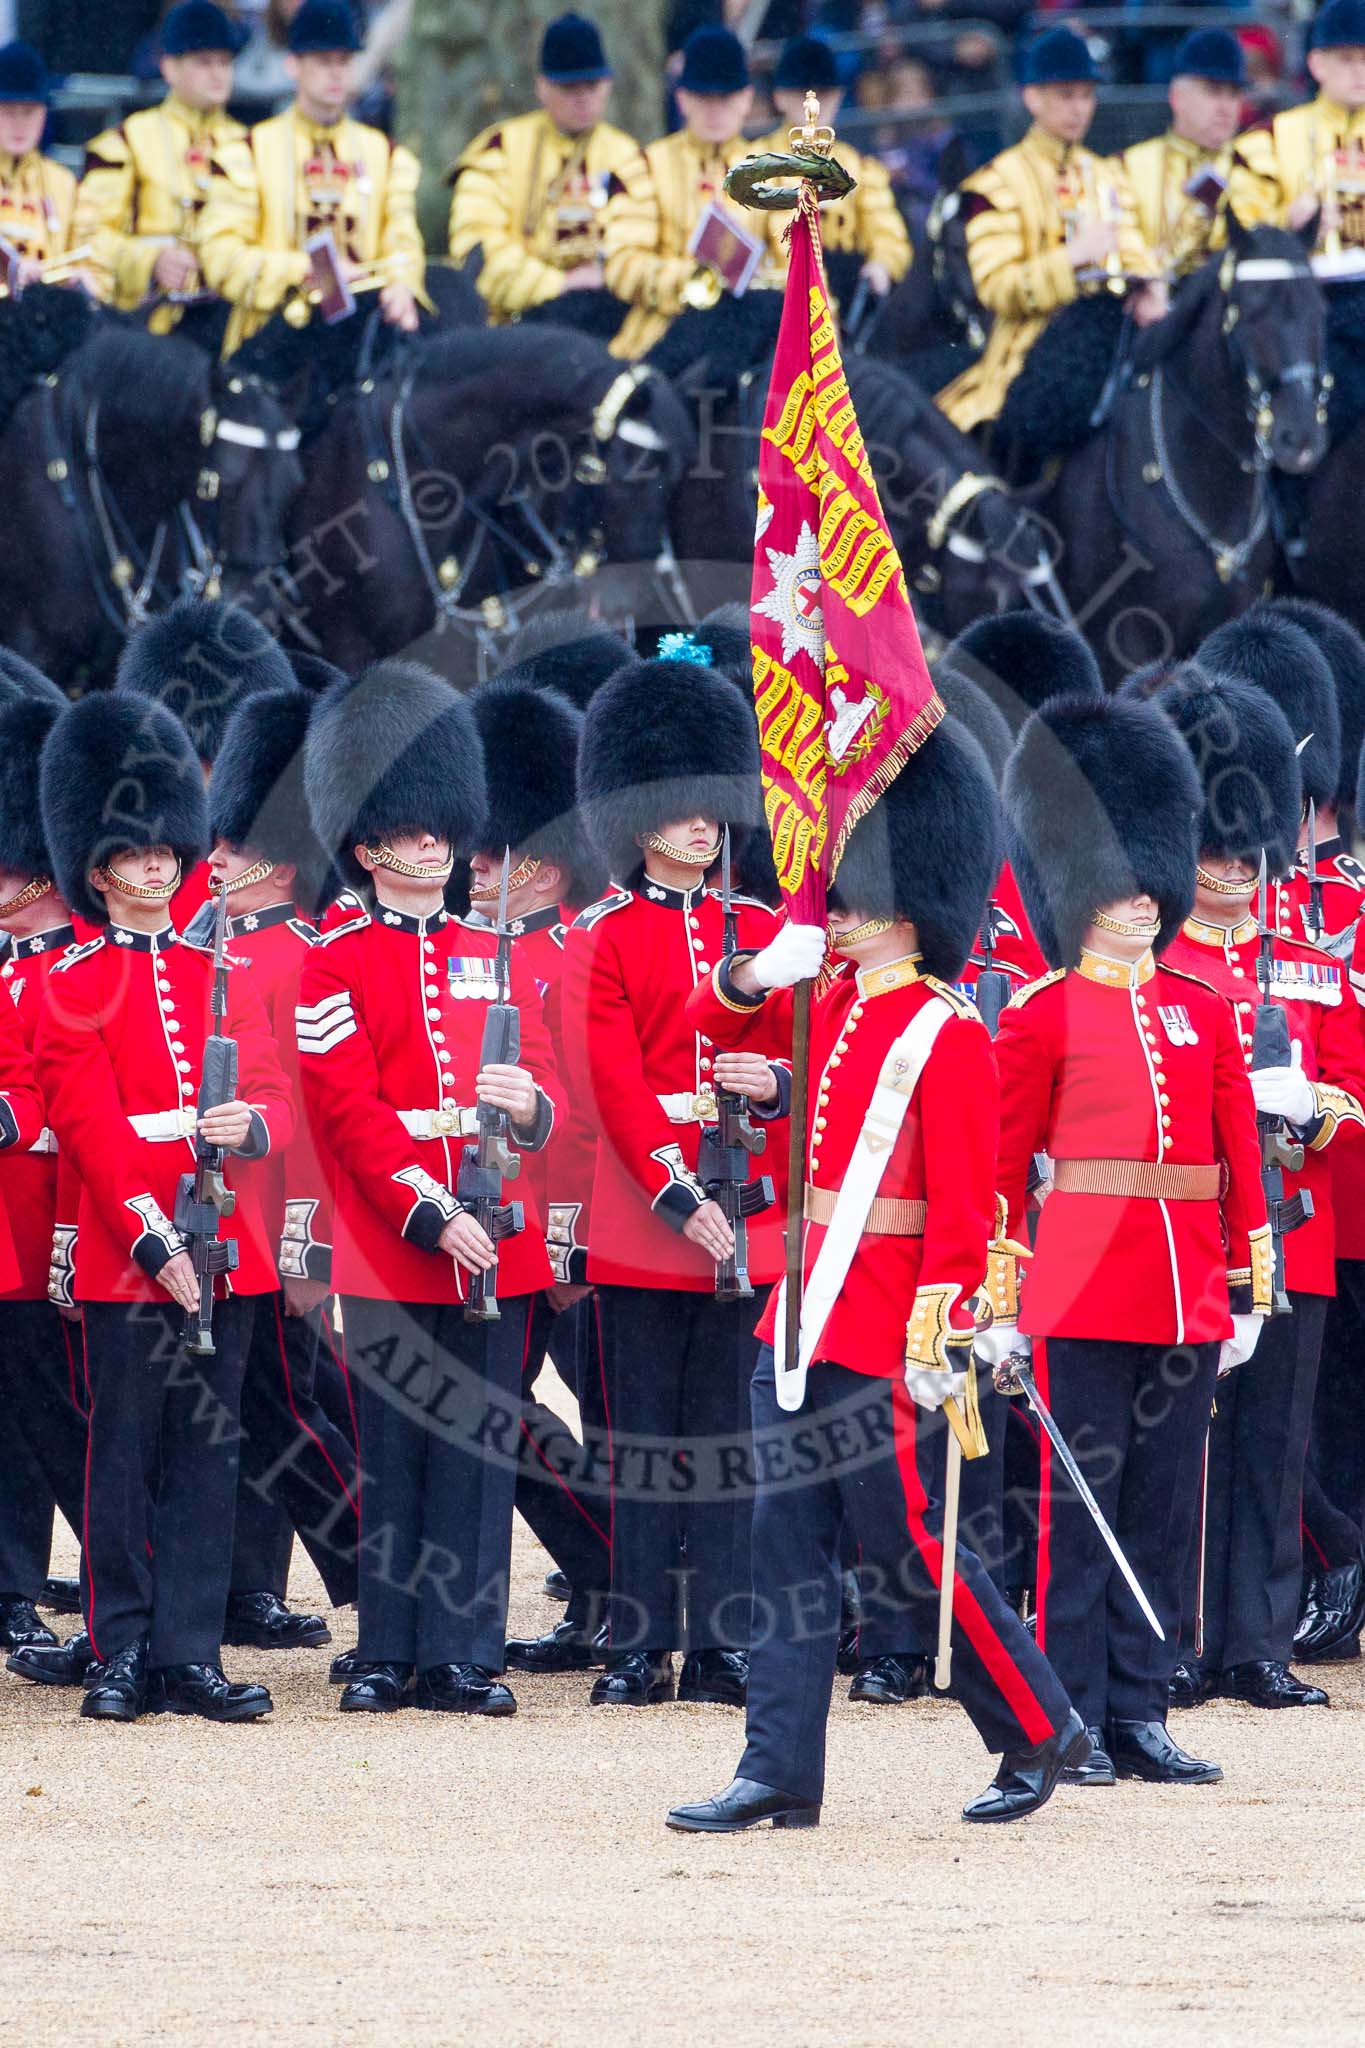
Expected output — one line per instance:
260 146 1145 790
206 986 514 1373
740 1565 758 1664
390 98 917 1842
1305 798 1325 947
1003 1358 1165 1641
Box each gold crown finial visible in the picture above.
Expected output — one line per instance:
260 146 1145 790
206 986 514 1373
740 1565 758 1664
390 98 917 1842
790 89 835 159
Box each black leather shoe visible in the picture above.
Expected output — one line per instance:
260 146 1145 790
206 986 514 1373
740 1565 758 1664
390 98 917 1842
1223 1659 1329 1708
667 1776 820 1832
1062 1726 1115 1785
1108 1718 1222 1784
338 1662 412 1712
40 1575 82 1616
543 1569 571 1602
505 1618 604 1673
848 1653 929 1705
147 1663 273 1722
678 1648 747 1706
414 1663 517 1715
329 1646 365 1684
7 1630 97 1688
962 1708 1090 1823
589 1649 675 1706
1169 1660 1219 1708
222 1590 331 1650
80 1636 148 1721
0 1597 57 1652
1293 1559 1365 1662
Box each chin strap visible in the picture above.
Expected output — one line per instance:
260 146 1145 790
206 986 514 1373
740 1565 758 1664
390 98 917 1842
469 853 541 903
0 874 52 918
1196 864 1255 897
365 842 455 883
210 856 276 896
95 858 182 902
642 832 722 868
830 915 894 950
1090 907 1161 940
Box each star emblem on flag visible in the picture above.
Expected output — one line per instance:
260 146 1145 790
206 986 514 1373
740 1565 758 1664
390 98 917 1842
753 521 825 673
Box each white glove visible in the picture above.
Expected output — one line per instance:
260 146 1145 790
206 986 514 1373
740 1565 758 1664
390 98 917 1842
750 922 827 990
1217 1312 1264 1378
904 1361 969 1413
1249 1040 1315 1125
973 1320 1025 1370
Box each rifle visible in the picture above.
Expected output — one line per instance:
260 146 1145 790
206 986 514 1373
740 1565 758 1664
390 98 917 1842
1253 851 1313 1315
172 883 240 1355
698 826 775 1301
458 846 524 1323
974 905 1012 1040
1305 798 1325 948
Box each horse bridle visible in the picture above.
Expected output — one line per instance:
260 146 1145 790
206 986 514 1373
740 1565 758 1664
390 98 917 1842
1219 253 1331 465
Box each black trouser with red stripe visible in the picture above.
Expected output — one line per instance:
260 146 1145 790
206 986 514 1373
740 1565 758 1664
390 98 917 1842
741 1350 1071 1803
342 1293 527 1672
80 1296 253 1667
1197 1294 1327 1672
514 1290 610 1629
1038 1334 1217 1730
596 1284 765 1657
0 1300 89 1599
230 1294 360 1608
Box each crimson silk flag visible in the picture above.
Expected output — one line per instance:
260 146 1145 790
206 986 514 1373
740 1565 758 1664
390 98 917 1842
750 198 942 925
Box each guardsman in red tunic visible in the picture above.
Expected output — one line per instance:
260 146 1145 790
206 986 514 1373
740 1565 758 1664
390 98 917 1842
992 693 1270 1789
192 685 361 1656
1156 670 1365 1709
467 673 613 1676
0 691 95 1681
298 663 565 1716
36 695 294 1724
666 725 1082 1834
115 597 301 934
564 655 787 1711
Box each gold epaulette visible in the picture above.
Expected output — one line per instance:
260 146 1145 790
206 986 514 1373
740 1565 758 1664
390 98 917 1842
1159 963 1219 997
1011 967 1066 1008
923 974 979 1020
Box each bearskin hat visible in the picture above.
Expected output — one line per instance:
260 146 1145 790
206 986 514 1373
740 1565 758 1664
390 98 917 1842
1199 612 1339 812
829 723 1002 982
1154 669 1300 877
1004 693 1201 969
0 696 60 880
470 677 605 908
0 646 65 705
304 662 486 906
499 609 634 712
1262 598 1365 818
691 604 753 689
40 695 208 926
940 611 1102 735
931 663 1014 786
288 649 349 696
578 656 761 883
211 688 332 916
116 597 296 763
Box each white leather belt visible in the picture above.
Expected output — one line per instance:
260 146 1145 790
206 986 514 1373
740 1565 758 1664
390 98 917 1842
397 1107 480 1140
28 1127 57 1155
129 1108 197 1142
658 1090 718 1125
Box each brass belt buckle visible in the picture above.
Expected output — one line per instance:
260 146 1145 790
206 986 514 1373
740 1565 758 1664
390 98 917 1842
691 1090 718 1124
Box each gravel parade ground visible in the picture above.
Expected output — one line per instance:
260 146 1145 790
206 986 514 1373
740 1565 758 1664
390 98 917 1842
3 1483 1362 2048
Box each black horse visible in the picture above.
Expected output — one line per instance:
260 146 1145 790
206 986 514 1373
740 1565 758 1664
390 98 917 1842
0 303 301 684
255 322 694 674
1290 412 1365 630
1030 220 1328 682
665 339 1067 640
858 196 987 397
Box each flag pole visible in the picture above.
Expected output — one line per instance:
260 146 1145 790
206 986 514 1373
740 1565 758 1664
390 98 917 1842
783 981 811 1377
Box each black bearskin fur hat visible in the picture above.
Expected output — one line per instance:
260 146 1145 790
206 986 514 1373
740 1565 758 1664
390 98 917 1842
40 694 208 925
211 688 332 916
305 662 486 905
470 678 605 909
1199 612 1339 812
1155 669 1301 877
942 611 1102 735
829 722 1002 982
0 646 65 705
0 696 60 880
498 609 634 712
1004 693 1201 968
289 649 349 696
693 603 754 688
116 596 297 763
1263 597 1365 818
931 662 1014 787
578 656 761 883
